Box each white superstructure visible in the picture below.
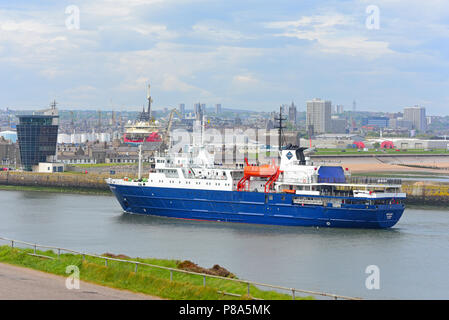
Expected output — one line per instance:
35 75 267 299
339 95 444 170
107 146 405 201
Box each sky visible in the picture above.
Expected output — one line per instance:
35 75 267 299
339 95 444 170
0 0 448 115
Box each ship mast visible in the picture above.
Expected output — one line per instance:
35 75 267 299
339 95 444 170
138 144 142 180
147 84 152 121
274 106 286 162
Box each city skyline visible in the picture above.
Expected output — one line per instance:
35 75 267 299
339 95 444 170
1 1 449 115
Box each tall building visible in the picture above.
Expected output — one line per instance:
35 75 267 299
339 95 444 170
179 103 185 115
16 103 59 171
306 98 332 135
194 103 203 120
335 105 344 114
288 102 297 124
403 106 427 132
110 111 116 126
215 104 222 114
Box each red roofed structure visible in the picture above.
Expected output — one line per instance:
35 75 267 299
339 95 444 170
352 141 365 149
380 141 395 149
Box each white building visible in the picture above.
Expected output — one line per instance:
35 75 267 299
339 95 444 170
403 106 427 132
306 98 332 135
57 132 112 144
388 138 449 150
35 162 64 173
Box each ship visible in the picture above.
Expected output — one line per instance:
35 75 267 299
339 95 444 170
106 143 406 229
123 120 162 144
123 84 162 145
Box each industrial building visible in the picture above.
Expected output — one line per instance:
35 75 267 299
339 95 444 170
16 104 59 171
382 138 449 150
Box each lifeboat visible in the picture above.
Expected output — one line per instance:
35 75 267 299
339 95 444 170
244 164 278 177
243 158 278 177
238 158 281 192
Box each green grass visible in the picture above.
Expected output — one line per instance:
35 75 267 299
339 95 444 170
314 148 449 155
352 171 449 179
0 184 112 195
352 171 433 177
0 245 313 300
71 162 142 168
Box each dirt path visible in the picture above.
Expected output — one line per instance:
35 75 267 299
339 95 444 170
0 262 162 300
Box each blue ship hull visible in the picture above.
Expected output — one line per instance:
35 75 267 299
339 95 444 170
108 184 405 229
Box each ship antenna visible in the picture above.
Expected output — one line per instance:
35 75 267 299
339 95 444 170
274 106 286 162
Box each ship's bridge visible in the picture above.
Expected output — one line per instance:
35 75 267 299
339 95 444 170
277 146 401 190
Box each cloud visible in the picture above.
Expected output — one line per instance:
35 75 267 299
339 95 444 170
266 14 352 30
191 22 250 42
266 13 393 58
127 23 177 39
232 74 259 85
1 1 449 113
63 85 98 101
111 42 265 103
118 77 150 92
83 0 204 20
318 36 393 57
160 74 212 98
83 0 168 18
64 85 97 94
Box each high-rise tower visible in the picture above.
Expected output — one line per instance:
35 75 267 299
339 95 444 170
306 98 332 135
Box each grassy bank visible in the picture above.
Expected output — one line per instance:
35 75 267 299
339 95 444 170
0 245 312 300
0 184 111 196
71 162 140 168
314 148 449 155
351 171 445 179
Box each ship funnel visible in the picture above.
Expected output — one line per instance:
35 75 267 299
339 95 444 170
280 146 307 169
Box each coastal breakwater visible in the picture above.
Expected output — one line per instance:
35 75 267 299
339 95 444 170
401 182 449 205
0 172 448 205
0 171 112 191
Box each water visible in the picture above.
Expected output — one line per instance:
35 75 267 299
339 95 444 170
0 190 448 299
